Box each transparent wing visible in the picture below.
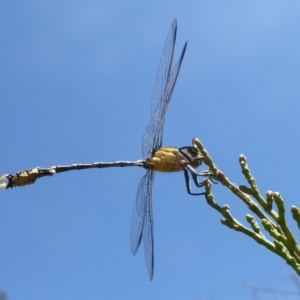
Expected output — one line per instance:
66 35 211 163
142 19 188 158
143 175 154 281
131 170 155 280
142 19 177 158
150 19 177 115
131 173 148 255
142 42 187 158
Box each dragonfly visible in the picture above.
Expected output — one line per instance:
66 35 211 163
0 19 210 280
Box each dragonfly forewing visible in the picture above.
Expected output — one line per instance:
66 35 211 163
150 19 177 115
142 19 177 158
142 33 187 158
143 41 188 157
135 19 188 280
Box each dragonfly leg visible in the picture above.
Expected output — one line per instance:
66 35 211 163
178 146 192 162
186 165 217 183
183 169 206 196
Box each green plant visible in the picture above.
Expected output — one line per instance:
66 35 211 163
194 138 300 275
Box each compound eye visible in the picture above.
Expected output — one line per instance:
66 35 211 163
189 146 199 156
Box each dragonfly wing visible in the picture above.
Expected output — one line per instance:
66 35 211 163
151 41 188 151
142 19 177 158
143 171 155 281
142 20 187 157
131 171 155 253
150 19 177 116
131 173 147 255
131 170 155 280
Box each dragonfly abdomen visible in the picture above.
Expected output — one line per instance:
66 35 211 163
146 147 187 172
0 160 146 189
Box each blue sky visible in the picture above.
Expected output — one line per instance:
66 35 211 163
1 1 300 299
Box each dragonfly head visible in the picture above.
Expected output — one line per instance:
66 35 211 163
189 151 204 168
179 139 204 168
